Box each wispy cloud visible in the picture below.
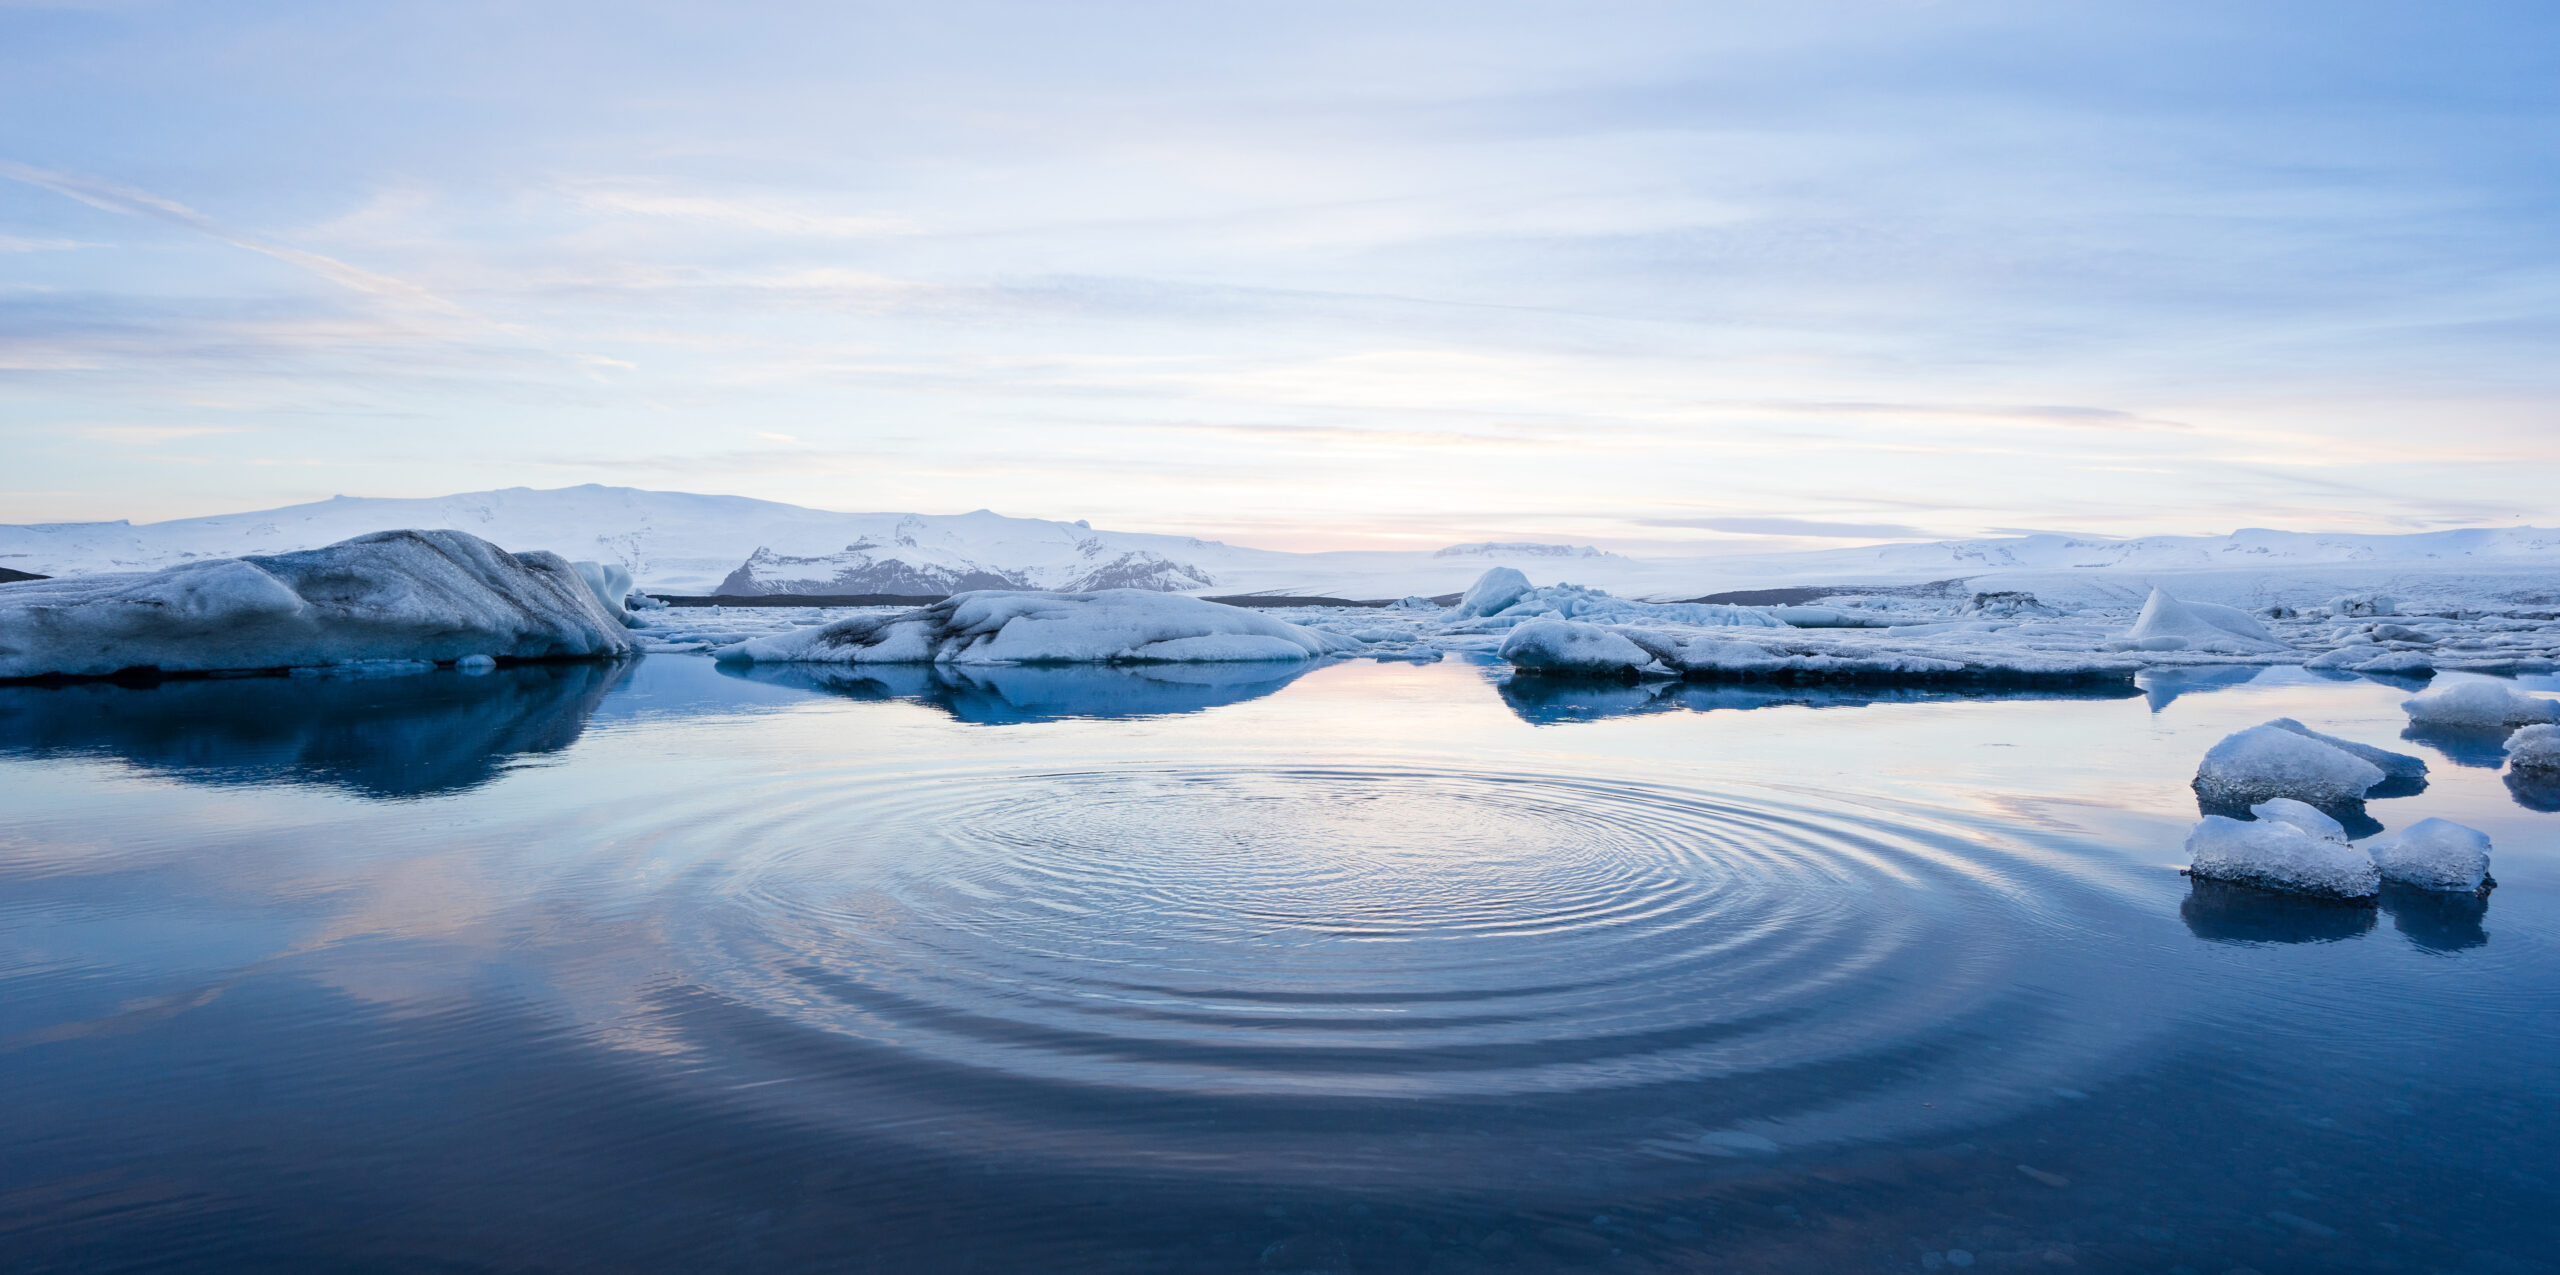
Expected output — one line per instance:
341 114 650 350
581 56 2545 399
1 161 472 317
1639 516 1935 539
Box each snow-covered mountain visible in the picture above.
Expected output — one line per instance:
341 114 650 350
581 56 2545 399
4 485 2556 608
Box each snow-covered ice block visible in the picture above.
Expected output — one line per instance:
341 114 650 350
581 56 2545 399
2121 588 2288 653
1452 567 1532 618
0 529 633 679
2401 681 2560 729
2185 815 2380 899
2263 717 2428 780
2365 818 2492 893
2507 724 2560 774
713 589 1362 665
1497 620 1662 675
2193 724 2386 810
2249 798 2347 843
570 560 641 626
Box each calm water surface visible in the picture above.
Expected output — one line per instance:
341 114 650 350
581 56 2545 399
2 657 2554 1273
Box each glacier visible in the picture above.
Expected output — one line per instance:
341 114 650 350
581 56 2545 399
0 530 632 680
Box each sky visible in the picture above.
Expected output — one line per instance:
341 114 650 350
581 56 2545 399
2 1 2555 552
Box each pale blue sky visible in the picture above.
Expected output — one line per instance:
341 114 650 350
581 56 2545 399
3 1 2553 550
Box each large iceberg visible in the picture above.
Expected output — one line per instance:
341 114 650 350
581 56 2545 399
2401 681 2560 730
713 589 1363 665
2184 815 2380 899
0 530 633 680
2192 723 2386 810
2366 818 2492 893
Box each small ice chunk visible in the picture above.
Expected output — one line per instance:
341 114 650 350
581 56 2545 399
1389 595 1441 611
2365 818 2491 893
2507 724 2560 774
2193 724 2386 809
454 653 497 673
2330 593 2399 617
2127 588 2287 653
1497 619 1660 675
1452 567 1532 619
2186 815 2380 899
2263 717 2428 780
2401 681 2560 729
2249 798 2347 843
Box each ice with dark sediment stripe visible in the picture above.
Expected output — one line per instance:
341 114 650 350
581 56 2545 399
0 529 632 680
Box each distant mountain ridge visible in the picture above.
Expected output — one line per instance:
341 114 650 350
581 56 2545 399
3 485 2556 605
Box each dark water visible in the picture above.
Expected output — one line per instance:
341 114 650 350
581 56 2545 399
2 657 2554 1273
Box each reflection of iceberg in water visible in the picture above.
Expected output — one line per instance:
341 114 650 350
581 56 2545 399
0 663 625 799
2506 769 2560 813
2138 665 2269 712
721 660 1311 724
2399 724 2515 770
1496 675 2140 726
2179 878 2377 945
2379 883 2490 953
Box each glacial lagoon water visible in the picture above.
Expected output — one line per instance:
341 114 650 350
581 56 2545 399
2 656 2555 1273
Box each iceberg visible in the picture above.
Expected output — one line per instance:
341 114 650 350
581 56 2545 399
2365 818 2492 893
2263 717 2428 781
2507 723 2560 774
1496 620 1663 676
2119 588 2288 653
0 530 633 680
2185 815 2380 899
1452 567 1533 618
571 560 642 626
2401 681 2560 729
2192 723 2386 810
712 589 1362 666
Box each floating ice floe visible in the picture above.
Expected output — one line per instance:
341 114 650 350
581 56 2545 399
2507 724 2560 774
1496 620 1664 675
2192 723 2386 810
0 529 633 680
2113 588 2289 654
2365 818 2493 893
712 589 1363 665
2261 717 2428 782
2401 681 2560 729
2185 815 2380 899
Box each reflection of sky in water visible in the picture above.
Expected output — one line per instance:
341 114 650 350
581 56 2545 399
1 655 2555 1271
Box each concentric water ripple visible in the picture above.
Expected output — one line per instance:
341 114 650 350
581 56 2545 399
571 764 2162 1179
